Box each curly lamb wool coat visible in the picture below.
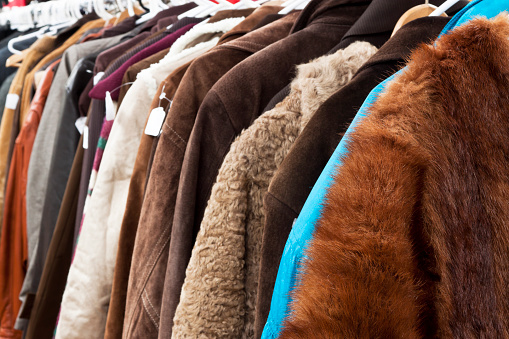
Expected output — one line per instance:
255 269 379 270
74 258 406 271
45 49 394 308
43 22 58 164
171 41 377 338
280 15 509 338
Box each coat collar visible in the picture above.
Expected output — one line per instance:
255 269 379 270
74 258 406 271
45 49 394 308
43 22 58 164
356 16 449 74
220 11 298 54
340 0 468 46
290 0 371 34
166 17 245 59
217 5 284 44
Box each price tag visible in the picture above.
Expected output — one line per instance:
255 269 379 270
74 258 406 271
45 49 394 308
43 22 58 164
83 126 89 149
145 107 166 136
5 94 19 110
105 91 116 121
75 117 87 135
94 72 105 86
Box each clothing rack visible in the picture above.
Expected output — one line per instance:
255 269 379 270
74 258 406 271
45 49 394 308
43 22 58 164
0 1 506 339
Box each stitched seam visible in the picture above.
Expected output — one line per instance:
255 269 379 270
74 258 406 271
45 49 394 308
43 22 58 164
266 191 299 216
126 229 168 333
167 135 184 152
126 228 171 335
141 293 159 329
143 290 160 319
164 124 187 147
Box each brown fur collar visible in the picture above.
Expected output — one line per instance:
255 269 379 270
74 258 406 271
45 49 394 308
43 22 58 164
280 14 509 338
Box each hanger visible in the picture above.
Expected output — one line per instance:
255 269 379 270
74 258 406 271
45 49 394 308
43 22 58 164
231 0 260 10
94 0 115 20
196 0 234 18
72 0 84 19
178 0 214 20
156 0 169 10
5 25 49 67
278 0 307 15
7 26 49 56
135 0 164 24
391 0 442 37
126 0 136 16
429 0 460 16
7 6 35 31
5 8 74 66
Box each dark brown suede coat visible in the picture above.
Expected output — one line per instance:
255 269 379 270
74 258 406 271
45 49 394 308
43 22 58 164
105 7 283 339
154 0 371 337
123 11 297 339
281 15 509 338
254 15 450 338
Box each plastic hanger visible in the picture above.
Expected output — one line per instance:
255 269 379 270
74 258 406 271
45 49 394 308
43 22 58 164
178 0 214 20
72 0 84 19
430 0 460 16
157 0 169 10
231 0 260 10
196 0 233 18
7 26 49 55
391 0 440 37
8 6 35 31
6 25 48 67
279 0 307 15
94 0 115 20
135 0 163 24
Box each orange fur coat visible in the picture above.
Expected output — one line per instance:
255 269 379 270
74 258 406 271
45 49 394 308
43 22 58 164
281 14 509 338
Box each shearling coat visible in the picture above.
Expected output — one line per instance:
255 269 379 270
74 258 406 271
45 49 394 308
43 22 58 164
172 41 377 339
280 15 509 338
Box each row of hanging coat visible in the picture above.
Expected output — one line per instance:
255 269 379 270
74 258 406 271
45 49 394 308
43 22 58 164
1 0 508 338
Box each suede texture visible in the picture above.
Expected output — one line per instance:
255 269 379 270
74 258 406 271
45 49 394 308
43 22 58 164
256 16 449 337
281 15 509 338
125 12 298 339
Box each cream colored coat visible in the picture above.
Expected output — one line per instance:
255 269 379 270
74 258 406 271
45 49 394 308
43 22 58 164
172 41 377 338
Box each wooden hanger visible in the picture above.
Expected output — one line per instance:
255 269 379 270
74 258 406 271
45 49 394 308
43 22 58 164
391 1 446 37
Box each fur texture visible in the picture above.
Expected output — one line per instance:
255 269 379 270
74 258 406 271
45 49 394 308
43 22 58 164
280 15 509 338
171 41 377 338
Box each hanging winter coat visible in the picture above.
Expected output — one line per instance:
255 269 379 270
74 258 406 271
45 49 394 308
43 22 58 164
172 41 377 338
280 14 509 338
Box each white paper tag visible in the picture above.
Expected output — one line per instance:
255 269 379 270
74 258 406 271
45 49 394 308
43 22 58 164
94 72 105 86
5 94 19 110
75 117 87 135
83 126 89 149
105 91 116 121
145 107 166 136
